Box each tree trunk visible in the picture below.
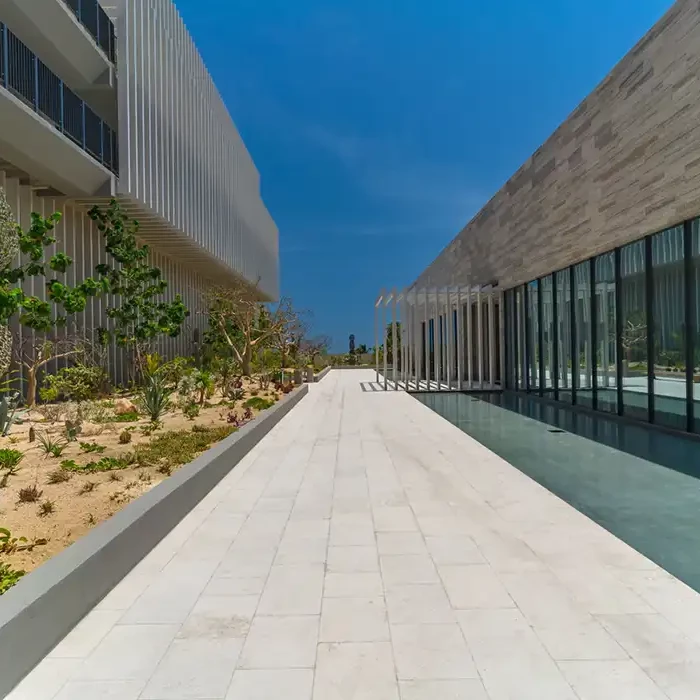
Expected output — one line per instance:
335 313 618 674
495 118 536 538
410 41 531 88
242 345 253 377
26 367 37 408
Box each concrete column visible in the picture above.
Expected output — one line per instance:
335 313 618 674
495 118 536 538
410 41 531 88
423 288 429 389
477 289 484 389
489 292 496 388
457 286 463 390
445 287 452 390
392 288 398 388
466 287 473 389
433 287 441 390
383 295 388 391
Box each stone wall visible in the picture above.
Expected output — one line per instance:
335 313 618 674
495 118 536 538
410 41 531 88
414 0 700 290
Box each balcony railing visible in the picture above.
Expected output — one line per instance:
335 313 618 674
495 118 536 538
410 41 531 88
0 23 118 176
63 0 116 63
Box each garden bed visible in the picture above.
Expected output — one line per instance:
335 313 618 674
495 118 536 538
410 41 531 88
0 377 282 580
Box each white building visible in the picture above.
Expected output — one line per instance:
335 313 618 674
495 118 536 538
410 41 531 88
0 0 278 383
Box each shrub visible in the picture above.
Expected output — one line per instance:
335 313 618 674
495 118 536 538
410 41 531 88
38 500 55 516
114 411 139 423
64 420 82 442
182 402 200 420
80 441 106 454
135 426 235 469
162 356 194 387
79 481 97 495
119 430 132 444
47 468 71 484
62 456 131 473
18 484 43 503
244 396 274 411
38 433 68 458
141 374 171 422
39 365 109 403
0 448 23 471
0 562 25 596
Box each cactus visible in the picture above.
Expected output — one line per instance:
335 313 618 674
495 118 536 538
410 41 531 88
0 189 18 379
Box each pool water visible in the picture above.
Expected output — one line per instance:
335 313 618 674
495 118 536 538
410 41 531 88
414 391 700 592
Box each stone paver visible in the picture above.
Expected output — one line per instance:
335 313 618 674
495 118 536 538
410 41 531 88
8 369 700 699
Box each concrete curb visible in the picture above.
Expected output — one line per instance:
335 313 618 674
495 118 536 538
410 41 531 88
0 383 309 698
315 366 332 382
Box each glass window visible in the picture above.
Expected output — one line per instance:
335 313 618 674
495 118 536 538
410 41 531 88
595 252 618 413
527 281 540 392
555 269 572 403
541 276 554 392
691 220 700 432
574 261 593 407
516 286 525 390
652 225 686 430
620 240 649 421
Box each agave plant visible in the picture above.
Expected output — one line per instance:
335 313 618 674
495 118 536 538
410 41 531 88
141 373 172 423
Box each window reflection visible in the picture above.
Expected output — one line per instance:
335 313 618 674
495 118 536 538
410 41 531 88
541 275 554 392
652 225 686 430
595 252 618 413
556 270 572 403
574 261 593 407
527 282 540 392
620 240 648 421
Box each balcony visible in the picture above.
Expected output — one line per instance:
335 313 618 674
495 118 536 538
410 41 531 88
0 23 117 196
0 0 115 90
62 0 116 63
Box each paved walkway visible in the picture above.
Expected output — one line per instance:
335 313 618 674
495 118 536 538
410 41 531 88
9 370 700 700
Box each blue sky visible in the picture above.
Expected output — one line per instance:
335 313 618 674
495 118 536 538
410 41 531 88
176 0 672 353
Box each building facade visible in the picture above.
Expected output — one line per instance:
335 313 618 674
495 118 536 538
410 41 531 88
0 0 278 385
396 0 700 435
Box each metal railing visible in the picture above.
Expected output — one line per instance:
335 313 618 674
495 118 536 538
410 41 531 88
0 23 119 175
64 0 116 62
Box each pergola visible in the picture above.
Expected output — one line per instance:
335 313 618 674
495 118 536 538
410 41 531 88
374 285 504 392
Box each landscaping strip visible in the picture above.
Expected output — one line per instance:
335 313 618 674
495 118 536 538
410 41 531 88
0 383 308 698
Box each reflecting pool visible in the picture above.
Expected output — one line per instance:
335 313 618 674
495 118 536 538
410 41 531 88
414 391 700 592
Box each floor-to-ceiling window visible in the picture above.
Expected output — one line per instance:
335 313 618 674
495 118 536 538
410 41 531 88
574 261 593 407
541 275 555 394
516 286 525 390
501 216 700 436
595 252 618 413
652 225 686 430
691 220 700 432
620 240 648 422
527 281 540 392
555 269 572 403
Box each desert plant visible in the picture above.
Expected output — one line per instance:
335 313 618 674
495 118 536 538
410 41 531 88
0 392 24 437
138 470 152 483
156 463 172 476
40 364 108 404
192 369 215 405
141 373 172 423
62 456 131 473
244 396 274 411
114 410 139 423
60 459 79 471
79 481 97 495
108 472 122 482
38 433 68 458
0 448 23 471
0 562 25 596
243 406 254 421
182 402 200 421
119 430 132 444
85 513 96 525
39 403 64 424
47 468 71 484
17 484 43 503
64 419 82 442
134 426 235 469
79 441 106 454
162 356 194 387
38 499 55 516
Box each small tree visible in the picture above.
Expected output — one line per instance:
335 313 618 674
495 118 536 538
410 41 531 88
16 336 86 408
300 335 332 366
87 200 189 378
206 281 297 376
